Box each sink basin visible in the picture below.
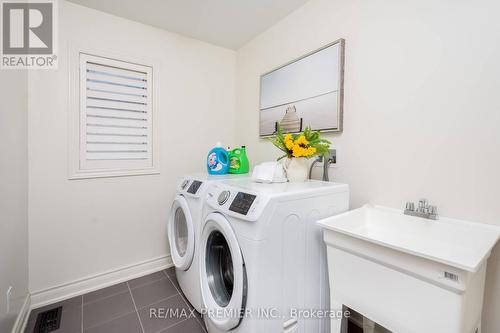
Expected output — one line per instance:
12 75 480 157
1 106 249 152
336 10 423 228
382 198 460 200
318 204 500 272
318 204 500 333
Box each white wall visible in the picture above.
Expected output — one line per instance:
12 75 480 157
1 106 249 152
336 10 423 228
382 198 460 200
21 0 500 330
235 0 500 331
28 1 236 295
0 72 29 331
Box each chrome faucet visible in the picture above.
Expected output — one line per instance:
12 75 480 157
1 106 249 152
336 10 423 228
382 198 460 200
404 198 438 220
308 149 336 181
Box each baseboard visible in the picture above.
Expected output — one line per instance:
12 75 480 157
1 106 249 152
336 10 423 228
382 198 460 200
30 254 173 309
11 294 31 333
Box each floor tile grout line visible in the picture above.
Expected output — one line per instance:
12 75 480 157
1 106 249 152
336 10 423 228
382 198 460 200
80 269 203 333
130 272 191 333
135 292 181 312
31 271 176 333
83 288 131 307
127 281 146 333
129 271 171 290
129 277 169 291
185 304 208 332
154 318 189 333
164 272 184 299
83 273 169 307
164 271 207 333
192 315 208 333
164 270 207 332
82 309 138 331
175 282 207 332
82 273 180 330
81 296 84 333
131 275 173 295
195 316 208 333
162 268 176 280
162 270 180 294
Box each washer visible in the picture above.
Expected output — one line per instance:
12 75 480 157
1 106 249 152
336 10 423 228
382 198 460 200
167 173 248 312
199 178 350 333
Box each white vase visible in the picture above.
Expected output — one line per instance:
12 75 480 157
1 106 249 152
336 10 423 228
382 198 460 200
283 157 308 182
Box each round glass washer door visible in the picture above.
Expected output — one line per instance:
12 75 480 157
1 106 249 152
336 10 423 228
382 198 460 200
167 195 195 271
200 213 246 331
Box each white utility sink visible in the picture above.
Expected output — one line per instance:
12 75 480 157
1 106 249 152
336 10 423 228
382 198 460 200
318 204 500 333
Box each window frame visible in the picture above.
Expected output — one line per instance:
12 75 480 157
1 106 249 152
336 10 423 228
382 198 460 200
68 46 160 179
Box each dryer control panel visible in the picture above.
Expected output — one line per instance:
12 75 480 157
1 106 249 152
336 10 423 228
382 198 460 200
187 180 203 194
177 177 205 198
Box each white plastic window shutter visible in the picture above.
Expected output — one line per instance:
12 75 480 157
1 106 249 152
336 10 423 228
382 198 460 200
76 53 157 177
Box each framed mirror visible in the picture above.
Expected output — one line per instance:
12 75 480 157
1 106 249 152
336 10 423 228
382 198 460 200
259 39 345 137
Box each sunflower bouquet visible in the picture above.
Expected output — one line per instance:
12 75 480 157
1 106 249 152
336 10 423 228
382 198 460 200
268 126 331 160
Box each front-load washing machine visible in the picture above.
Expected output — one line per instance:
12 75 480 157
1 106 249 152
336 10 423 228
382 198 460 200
199 178 350 333
167 173 248 312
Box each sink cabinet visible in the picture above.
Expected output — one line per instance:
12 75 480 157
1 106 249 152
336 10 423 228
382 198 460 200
318 205 500 333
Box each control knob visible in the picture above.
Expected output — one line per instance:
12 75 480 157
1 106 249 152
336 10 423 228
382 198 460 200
218 191 230 205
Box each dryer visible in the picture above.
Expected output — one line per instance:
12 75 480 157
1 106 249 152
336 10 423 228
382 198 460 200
199 178 350 333
168 173 248 312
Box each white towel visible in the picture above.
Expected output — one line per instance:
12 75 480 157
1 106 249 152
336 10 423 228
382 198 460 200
251 162 287 183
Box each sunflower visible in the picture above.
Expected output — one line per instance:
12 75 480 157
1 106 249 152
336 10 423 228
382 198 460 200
284 134 294 150
295 135 309 146
268 125 331 160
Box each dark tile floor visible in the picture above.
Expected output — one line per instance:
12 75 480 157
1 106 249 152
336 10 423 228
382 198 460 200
24 267 206 333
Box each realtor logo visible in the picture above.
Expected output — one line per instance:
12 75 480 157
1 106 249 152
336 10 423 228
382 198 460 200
1 0 57 69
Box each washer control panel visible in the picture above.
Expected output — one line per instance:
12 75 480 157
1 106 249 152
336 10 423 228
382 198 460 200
229 192 257 215
206 183 268 221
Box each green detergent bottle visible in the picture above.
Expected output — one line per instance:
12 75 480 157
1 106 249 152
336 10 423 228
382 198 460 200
229 146 249 174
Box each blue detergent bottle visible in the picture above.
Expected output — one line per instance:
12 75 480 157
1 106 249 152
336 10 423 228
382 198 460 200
207 142 229 174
